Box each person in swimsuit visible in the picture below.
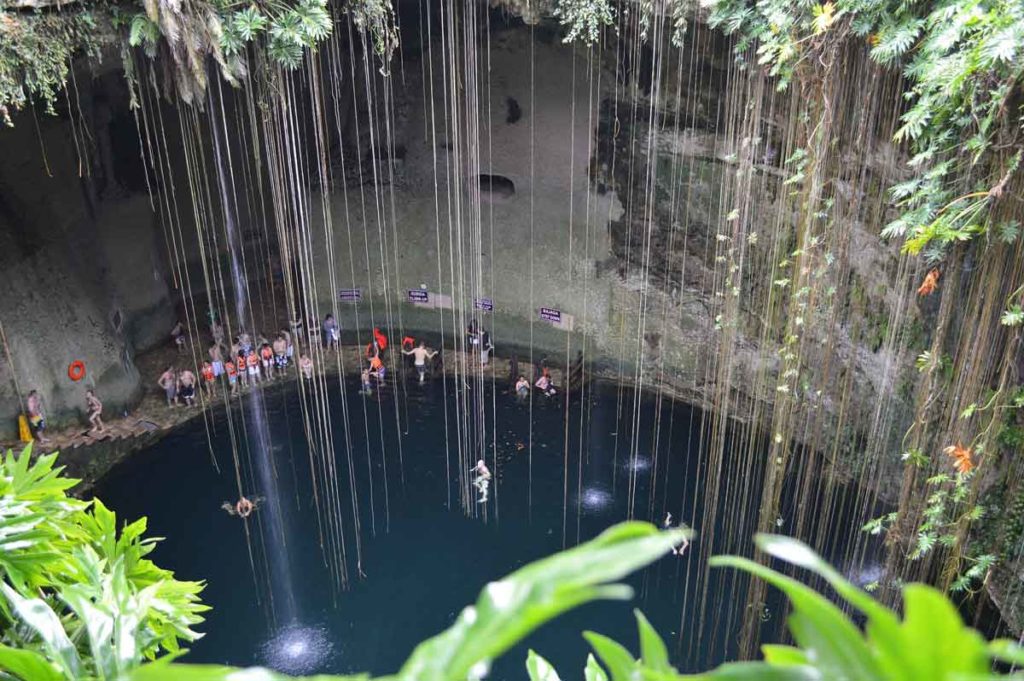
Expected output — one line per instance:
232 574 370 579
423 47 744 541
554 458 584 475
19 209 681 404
260 343 274 378
273 334 288 373
26 390 49 444
85 389 104 434
480 329 493 367
662 512 690 555
323 314 340 351
472 459 491 503
171 321 186 353
178 369 197 406
515 375 530 400
210 319 225 346
370 354 386 384
221 496 264 518
360 367 373 395
246 349 261 384
209 343 225 378
534 369 556 397
201 362 216 398
402 341 438 384
226 359 239 396
158 367 178 406
299 353 313 379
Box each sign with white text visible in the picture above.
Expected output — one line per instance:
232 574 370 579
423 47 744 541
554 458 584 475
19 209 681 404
539 307 562 324
474 297 494 312
338 288 362 302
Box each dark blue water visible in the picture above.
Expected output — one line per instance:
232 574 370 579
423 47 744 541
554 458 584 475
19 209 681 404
93 376 881 678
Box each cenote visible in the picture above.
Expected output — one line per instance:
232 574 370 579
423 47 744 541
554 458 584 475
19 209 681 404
94 375 882 678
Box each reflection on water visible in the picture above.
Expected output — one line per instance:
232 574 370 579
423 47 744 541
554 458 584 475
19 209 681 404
259 624 335 675
580 487 613 512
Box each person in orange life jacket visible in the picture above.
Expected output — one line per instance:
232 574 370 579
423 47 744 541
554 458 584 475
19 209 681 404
201 361 215 398
246 349 261 384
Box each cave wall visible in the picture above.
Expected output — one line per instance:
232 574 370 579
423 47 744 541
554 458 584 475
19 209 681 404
0 69 176 439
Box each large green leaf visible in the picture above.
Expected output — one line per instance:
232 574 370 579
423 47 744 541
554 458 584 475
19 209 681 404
0 583 81 679
0 644 62 681
396 522 687 681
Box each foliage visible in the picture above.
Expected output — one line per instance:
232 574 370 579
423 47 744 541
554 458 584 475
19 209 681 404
115 531 1024 681
0 445 207 680
553 0 615 46
706 0 1024 263
0 3 110 126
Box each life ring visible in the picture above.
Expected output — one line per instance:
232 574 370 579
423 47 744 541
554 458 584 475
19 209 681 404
68 361 86 382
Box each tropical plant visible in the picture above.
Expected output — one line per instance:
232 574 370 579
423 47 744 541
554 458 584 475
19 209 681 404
0 445 207 680
106 527 1024 681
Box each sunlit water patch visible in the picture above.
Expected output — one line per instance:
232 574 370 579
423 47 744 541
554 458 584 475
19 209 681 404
259 624 335 675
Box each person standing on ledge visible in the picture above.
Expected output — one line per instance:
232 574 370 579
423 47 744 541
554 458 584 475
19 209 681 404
26 390 50 444
158 367 178 407
402 341 438 384
472 459 492 503
323 314 340 352
85 389 104 434
178 368 197 407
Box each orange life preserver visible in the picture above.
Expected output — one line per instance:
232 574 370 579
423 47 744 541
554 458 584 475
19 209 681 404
247 353 258 367
260 346 273 360
68 360 86 382
373 327 388 351
226 362 237 376
202 366 215 382
370 356 383 371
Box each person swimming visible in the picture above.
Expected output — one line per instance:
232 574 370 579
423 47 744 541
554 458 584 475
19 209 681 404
515 375 530 400
221 495 265 518
472 459 491 503
662 512 690 556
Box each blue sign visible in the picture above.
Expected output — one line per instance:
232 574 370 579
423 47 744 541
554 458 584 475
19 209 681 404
539 307 562 323
408 289 430 304
474 297 494 312
338 288 362 302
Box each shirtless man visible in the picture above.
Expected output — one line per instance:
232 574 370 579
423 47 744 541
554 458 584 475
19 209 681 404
221 495 264 518
178 369 197 406
210 320 225 346
26 390 50 444
158 367 178 407
85 389 104 434
273 335 288 375
662 512 690 556
170 321 185 353
209 343 225 379
402 341 438 384
299 354 314 380
472 459 492 503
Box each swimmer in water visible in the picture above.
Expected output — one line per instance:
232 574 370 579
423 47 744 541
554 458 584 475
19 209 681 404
221 495 264 518
662 512 690 555
471 459 491 503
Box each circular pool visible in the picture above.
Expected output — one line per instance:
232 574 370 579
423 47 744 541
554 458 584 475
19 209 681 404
94 376 879 678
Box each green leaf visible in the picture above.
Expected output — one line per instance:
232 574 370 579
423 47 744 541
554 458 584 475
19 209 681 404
526 650 562 681
583 631 636 681
584 653 609 681
397 522 686 681
0 583 81 679
0 644 62 681
634 610 671 673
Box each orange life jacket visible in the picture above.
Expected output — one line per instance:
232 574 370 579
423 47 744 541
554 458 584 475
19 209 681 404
370 356 383 371
226 362 237 376
247 353 258 367
202 366 214 381
261 346 273 360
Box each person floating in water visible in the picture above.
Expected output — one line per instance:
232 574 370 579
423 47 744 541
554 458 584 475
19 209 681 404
662 512 690 556
222 495 264 518
535 368 556 397
85 389 104 434
402 341 438 384
472 459 491 503
515 375 530 400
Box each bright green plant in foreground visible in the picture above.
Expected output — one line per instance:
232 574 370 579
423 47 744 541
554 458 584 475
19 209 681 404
0 445 207 680
120 530 1024 680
